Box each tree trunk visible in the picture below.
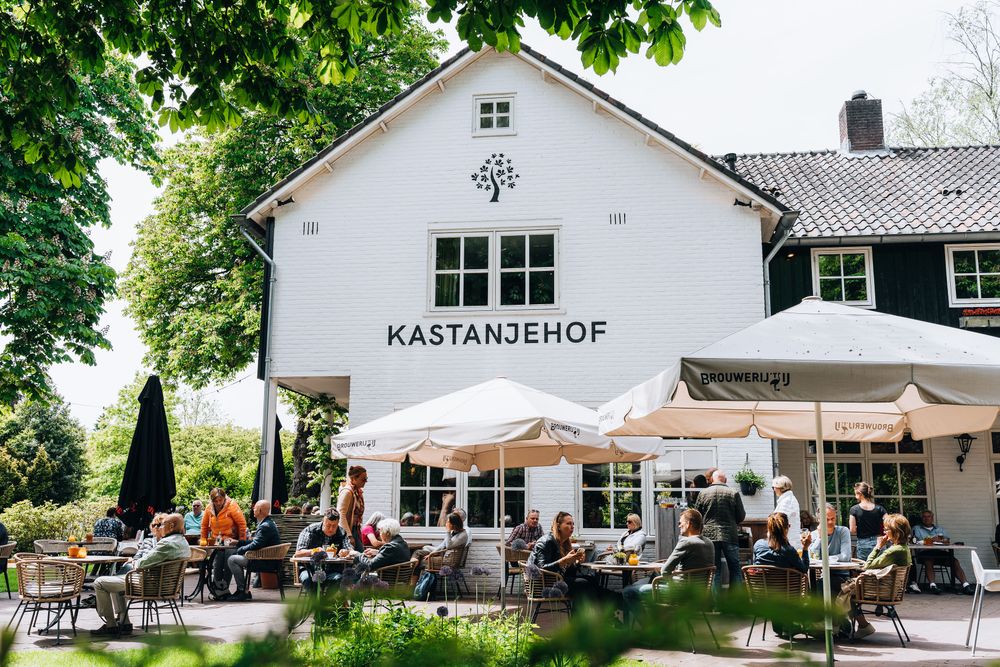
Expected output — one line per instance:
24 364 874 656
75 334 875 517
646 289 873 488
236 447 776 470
291 418 315 498
489 166 500 202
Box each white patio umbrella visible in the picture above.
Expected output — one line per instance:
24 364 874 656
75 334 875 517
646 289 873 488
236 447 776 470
599 297 1000 666
330 377 662 607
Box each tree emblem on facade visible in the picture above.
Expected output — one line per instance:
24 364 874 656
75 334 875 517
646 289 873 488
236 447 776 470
470 153 519 202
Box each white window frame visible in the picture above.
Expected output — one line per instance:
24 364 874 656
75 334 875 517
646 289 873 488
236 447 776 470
466 467 528 529
429 233 493 311
397 463 460 529
428 228 559 312
810 247 876 308
496 230 558 310
650 444 718 505
578 461 646 533
945 243 1000 306
473 94 516 137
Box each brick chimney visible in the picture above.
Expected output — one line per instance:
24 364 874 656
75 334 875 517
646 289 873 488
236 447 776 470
839 90 884 152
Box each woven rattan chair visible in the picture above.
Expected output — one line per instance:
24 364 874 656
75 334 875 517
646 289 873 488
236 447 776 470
852 565 911 647
742 565 810 646
0 541 17 599
651 566 719 652
245 542 292 599
426 544 471 597
370 558 417 611
498 546 531 597
125 559 187 634
181 547 207 605
7 559 85 645
519 561 571 623
33 540 71 555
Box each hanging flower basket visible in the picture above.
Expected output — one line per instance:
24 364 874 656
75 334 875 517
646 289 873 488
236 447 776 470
734 468 765 496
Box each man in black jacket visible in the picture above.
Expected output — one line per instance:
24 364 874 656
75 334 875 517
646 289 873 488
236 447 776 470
224 501 280 601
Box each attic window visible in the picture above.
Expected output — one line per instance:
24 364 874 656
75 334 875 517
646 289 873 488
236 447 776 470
473 95 515 137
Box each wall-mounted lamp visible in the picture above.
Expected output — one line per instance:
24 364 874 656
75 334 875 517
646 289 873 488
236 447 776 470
955 432 977 472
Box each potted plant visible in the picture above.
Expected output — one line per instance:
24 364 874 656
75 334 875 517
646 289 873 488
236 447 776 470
734 468 765 496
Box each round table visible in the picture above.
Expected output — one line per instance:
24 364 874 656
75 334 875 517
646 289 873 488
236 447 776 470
186 544 234 601
44 555 129 565
580 560 663 587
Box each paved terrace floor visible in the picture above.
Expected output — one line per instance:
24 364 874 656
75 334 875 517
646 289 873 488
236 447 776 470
2 577 999 666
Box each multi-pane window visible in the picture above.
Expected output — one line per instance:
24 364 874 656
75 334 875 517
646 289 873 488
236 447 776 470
433 235 490 308
991 433 1000 521
474 95 514 136
399 463 458 528
467 468 526 528
430 230 558 311
581 463 643 530
806 438 928 526
947 244 1000 305
499 232 556 307
811 247 874 307
651 446 716 505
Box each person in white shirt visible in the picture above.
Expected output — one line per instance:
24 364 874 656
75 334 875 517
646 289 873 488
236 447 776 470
772 476 802 551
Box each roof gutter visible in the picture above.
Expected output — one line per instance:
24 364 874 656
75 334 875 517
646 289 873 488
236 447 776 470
785 231 1000 246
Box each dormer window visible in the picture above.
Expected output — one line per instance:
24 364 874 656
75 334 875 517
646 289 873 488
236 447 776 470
474 95 515 137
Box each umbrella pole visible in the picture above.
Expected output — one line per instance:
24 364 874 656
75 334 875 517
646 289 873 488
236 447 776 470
814 401 834 667
499 447 506 610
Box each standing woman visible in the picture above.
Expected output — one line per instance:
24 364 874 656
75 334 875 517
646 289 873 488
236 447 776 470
848 482 887 561
337 465 368 549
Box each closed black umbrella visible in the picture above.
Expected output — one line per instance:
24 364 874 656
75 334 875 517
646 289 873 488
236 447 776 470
252 417 288 512
117 375 176 530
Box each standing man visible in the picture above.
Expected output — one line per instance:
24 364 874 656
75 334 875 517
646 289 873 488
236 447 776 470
223 500 280 601
772 476 802 552
201 488 248 600
506 509 543 548
693 470 746 592
184 500 204 535
912 510 974 595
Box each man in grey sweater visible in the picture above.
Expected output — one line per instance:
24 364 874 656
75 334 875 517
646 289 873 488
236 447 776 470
693 470 746 592
621 508 714 622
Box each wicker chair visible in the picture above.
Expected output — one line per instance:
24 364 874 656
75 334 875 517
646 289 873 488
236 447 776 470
0 541 17 599
181 547 207 605
7 559 85 645
519 561 571 623
851 565 911 647
425 544 471 597
651 566 719 652
125 559 187 634
245 543 292 600
742 565 810 646
33 539 71 555
370 558 417 611
498 546 531 597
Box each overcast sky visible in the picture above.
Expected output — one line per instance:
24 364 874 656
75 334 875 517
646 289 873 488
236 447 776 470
50 0 961 430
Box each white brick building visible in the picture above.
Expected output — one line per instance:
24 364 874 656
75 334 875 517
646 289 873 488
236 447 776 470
239 46 798 581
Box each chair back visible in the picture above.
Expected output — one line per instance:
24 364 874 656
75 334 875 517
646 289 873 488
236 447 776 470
376 558 416 586
33 539 70 555
87 537 118 555
651 566 715 605
125 559 187 601
742 565 809 602
16 560 85 601
503 546 531 564
442 544 469 569
854 565 909 605
245 542 292 561
187 547 207 564
518 561 568 602
972 549 984 583
12 552 45 564
0 541 17 560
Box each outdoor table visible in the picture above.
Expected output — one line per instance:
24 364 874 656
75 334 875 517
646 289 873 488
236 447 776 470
580 560 663 587
808 560 862 588
186 544 232 602
910 543 976 588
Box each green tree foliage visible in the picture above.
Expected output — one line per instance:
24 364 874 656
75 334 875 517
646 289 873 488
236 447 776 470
0 53 158 404
122 18 445 388
0 497 115 548
0 398 87 506
890 1 1000 146
2 0 719 185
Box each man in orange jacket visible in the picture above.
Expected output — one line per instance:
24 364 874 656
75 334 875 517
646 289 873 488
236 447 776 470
201 487 248 598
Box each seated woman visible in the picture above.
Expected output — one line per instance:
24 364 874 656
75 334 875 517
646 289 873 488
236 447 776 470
528 512 618 606
411 512 469 579
357 518 410 573
120 514 165 575
360 512 387 549
845 513 912 640
596 513 647 560
753 512 812 572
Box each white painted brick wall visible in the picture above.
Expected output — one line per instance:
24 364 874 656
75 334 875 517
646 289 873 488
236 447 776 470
266 49 778 586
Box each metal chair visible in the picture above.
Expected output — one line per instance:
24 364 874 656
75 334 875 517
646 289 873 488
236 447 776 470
519 561 571 623
244 542 292 600
181 547 207 605
651 566 719 652
124 559 187 634
498 546 531 597
0 541 17 598
966 550 1000 656
7 559 85 645
426 544 471 597
852 565 911 647
742 565 810 646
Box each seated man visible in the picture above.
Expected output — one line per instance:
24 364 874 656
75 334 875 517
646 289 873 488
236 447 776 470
294 508 353 592
506 509 543 549
91 513 191 637
184 500 204 535
621 508 714 623
912 510 974 595
221 500 280 601
808 503 852 590
357 518 410 573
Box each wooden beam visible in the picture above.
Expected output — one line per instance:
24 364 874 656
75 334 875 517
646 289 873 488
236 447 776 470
378 121 389 133
437 80 446 93
323 161 334 173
